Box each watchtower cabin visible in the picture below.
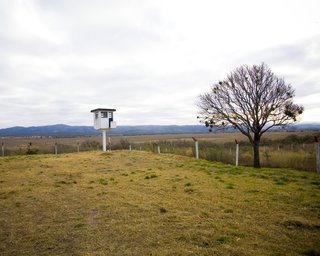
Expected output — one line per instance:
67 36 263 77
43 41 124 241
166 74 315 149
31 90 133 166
91 108 116 130
90 108 116 151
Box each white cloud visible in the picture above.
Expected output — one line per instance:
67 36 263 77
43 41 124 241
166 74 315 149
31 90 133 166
0 0 319 128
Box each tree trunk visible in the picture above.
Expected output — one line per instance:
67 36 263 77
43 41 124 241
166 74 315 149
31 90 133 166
253 135 261 168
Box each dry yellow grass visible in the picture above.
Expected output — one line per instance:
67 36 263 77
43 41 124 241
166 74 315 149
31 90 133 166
0 150 319 255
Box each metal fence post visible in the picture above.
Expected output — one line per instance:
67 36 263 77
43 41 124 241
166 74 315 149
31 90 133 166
235 139 239 166
192 137 199 159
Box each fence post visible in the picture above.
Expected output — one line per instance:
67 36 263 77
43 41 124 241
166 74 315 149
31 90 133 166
157 145 161 154
129 145 131 151
77 141 80 153
235 139 239 166
192 137 199 159
317 143 320 174
315 137 320 174
1 142 4 157
54 143 58 155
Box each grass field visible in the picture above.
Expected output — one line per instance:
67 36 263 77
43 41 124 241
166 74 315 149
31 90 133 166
0 150 319 255
1 130 319 172
1 131 317 153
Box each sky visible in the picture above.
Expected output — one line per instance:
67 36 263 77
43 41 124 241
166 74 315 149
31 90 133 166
0 0 319 128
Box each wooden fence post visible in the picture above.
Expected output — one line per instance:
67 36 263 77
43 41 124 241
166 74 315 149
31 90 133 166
157 145 161 154
235 139 239 166
192 137 199 159
1 142 4 157
54 143 58 155
77 141 80 153
129 145 131 151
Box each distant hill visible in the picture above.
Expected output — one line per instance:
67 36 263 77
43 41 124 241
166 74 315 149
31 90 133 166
0 123 319 137
0 124 209 137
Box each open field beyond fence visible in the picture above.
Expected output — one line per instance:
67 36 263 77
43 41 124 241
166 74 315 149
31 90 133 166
1 130 320 172
0 151 320 255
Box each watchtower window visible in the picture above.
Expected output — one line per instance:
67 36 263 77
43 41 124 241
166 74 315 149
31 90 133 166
95 113 98 119
108 112 112 118
101 112 108 118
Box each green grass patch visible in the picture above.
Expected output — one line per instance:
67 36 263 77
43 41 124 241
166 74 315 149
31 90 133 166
98 178 108 185
145 173 158 179
226 184 235 189
224 208 233 214
217 235 229 244
274 177 289 185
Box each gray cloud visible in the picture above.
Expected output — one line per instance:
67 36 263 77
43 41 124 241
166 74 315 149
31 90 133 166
0 0 319 128
235 35 320 96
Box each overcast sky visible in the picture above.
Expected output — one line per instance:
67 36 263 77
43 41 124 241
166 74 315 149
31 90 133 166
0 0 319 128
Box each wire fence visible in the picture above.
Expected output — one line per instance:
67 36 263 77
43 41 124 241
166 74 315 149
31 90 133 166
1 135 319 173
127 139 317 172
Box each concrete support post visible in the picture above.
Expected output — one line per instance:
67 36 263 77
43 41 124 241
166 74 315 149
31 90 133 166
1 142 4 157
102 130 107 152
192 137 199 159
195 141 199 159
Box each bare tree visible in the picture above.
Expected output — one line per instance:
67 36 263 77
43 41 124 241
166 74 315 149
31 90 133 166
197 63 303 168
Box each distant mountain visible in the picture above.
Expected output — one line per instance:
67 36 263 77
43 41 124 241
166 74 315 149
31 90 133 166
0 124 99 137
0 123 319 137
0 124 209 137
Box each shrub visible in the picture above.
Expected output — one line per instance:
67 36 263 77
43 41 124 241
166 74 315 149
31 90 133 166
80 140 102 151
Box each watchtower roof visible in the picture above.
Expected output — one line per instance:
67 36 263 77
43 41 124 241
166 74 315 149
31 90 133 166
90 108 116 113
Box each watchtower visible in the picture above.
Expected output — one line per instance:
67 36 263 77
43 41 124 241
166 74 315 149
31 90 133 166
90 108 116 151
